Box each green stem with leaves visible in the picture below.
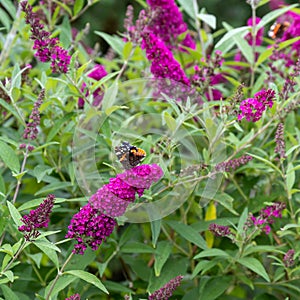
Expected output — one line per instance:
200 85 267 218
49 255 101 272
45 252 75 300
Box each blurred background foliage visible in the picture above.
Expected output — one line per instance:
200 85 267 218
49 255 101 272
73 0 298 54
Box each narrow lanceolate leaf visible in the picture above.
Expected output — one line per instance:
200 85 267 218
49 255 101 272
7 201 22 227
154 241 172 276
194 248 230 259
166 220 207 250
65 270 108 294
238 257 270 282
0 141 20 173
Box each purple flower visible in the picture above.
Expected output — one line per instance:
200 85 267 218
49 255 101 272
215 155 253 172
141 31 190 86
238 89 275 122
274 123 286 159
23 89 45 144
78 65 107 108
21 1 70 73
65 203 116 255
209 223 232 237
65 294 80 300
146 0 195 50
18 194 55 241
283 249 295 268
250 202 286 235
89 164 163 217
148 275 183 300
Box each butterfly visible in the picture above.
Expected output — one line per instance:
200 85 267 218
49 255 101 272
115 141 146 169
268 21 290 39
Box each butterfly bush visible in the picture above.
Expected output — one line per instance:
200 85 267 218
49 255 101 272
67 164 163 254
2 0 300 298
21 1 70 73
148 275 183 300
146 0 195 50
89 164 163 217
18 194 55 241
238 89 275 122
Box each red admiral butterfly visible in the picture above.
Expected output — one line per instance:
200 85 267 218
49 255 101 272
115 141 146 169
268 21 290 39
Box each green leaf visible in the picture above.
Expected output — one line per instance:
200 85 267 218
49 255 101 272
154 241 172 276
213 193 238 215
33 165 54 183
120 242 155 254
2 270 14 283
1 0 16 19
222 23 253 64
123 41 133 60
199 276 232 300
215 25 249 49
0 284 20 300
247 152 282 176
286 163 295 194
65 270 108 294
0 141 19 173
60 15 72 48
0 8 11 31
34 182 73 196
46 113 74 142
45 275 76 298
73 0 84 15
166 221 207 250
163 111 177 132
238 257 270 282
237 207 248 238
102 81 119 114
151 219 161 247
197 13 216 29
33 239 60 269
94 31 125 57
177 0 195 19
7 202 22 227
194 248 230 259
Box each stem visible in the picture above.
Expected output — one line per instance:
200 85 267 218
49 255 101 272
193 0 206 60
45 252 74 300
249 2 257 89
12 147 29 204
1 239 27 274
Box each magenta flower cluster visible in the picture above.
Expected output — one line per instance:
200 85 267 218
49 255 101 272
141 31 190 86
65 203 116 255
238 89 275 122
250 202 286 234
283 249 295 268
67 164 163 254
148 275 183 300
18 194 55 241
209 223 232 237
146 0 196 50
78 64 107 108
215 155 253 172
89 164 163 217
21 1 70 73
